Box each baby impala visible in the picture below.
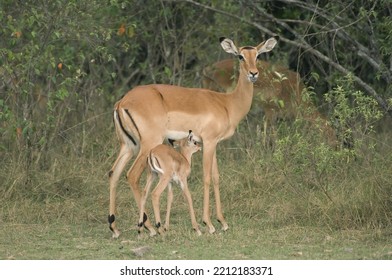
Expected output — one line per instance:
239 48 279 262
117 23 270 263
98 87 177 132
138 130 202 236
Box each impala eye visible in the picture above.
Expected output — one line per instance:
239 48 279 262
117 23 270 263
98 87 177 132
238 54 244 61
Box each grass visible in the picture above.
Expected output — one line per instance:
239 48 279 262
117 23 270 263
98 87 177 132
1 221 392 260
1 114 392 260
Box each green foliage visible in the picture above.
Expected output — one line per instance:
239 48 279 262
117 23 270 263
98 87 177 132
325 74 384 148
1 0 392 260
262 76 390 229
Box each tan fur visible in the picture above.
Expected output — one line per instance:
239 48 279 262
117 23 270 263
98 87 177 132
108 37 278 237
202 59 338 147
139 133 201 236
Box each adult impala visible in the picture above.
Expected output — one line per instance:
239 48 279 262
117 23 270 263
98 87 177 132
203 59 338 146
108 36 278 237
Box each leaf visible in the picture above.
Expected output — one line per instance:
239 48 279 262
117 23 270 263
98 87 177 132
127 25 135 38
117 23 126 36
278 99 285 108
310 72 320 82
164 66 172 77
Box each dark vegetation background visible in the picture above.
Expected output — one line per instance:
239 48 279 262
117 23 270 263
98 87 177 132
1 0 391 259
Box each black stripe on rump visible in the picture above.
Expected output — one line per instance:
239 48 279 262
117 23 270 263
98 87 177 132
116 109 137 145
124 109 141 141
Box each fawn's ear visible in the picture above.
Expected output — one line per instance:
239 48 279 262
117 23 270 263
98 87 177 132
168 139 175 146
187 130 194 142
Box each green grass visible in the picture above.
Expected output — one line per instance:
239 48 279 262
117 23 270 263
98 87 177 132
1 116 392 260
1 221 392 259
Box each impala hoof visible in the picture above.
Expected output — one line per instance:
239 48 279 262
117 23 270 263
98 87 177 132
108 214 120 238
203 220 216 234
111 230 120 239
149 228 157 237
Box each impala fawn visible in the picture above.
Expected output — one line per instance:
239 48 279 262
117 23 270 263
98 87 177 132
138 131 202 236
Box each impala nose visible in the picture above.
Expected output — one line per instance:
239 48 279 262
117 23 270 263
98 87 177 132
249 71 259 83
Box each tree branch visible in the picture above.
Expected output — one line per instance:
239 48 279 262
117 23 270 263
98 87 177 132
179 0 391 116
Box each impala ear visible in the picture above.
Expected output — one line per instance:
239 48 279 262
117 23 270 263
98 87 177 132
220 37 239 55
168 139 175 146
257 37 278 55
187 130 194 142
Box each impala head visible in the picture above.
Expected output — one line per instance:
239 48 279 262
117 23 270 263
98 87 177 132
187 130 201 151
175 130 201 154
220 36 278 83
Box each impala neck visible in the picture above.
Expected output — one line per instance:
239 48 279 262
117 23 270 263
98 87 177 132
180 151 193 169
228 69 255 125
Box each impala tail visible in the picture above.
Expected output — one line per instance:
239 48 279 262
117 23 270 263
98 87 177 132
147 151 165 175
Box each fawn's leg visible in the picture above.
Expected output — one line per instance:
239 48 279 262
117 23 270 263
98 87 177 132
151 176 171 234
182 181 202 235
164 182 173 231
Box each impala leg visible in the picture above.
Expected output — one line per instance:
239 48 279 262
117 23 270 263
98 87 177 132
182 181 202 235
109 145 133 238
212 151 228 231
164 182 173 231
151 176 171 235
138 170 156 236
202 144 216 234
127 152 155 235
